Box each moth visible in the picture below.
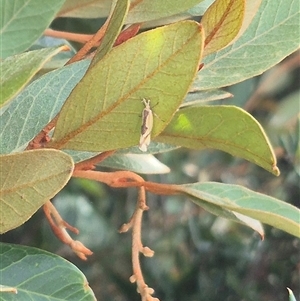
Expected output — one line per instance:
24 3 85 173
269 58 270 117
139 98 154 152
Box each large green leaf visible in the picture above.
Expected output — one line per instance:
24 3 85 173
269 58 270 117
194 0 300 90
0 149 74 233
156 105 280 175
179 182 300 237
0 243 95 300
0 46 67 108
0 0 65 58
0 59 90 154
50 21 204 151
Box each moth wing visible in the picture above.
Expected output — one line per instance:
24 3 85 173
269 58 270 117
139 133 151 152
139 142 148 152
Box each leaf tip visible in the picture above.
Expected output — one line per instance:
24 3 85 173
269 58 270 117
272 164 280 176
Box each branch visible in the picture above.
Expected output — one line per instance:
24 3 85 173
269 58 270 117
43 201 93 260
120 187 159 301
26 117 58 150
72 168 182 299
72 169 181 195
71 162 211 301
44 29 92 44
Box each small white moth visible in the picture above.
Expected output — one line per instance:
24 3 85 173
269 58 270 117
139 98 154 152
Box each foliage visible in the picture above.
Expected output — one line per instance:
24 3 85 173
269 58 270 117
0 0 299 300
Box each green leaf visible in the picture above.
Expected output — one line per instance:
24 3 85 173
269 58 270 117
0 149 74 233
201 0 245 57
0 0 65 59
182 89 232 106
194 0 300 90
50 21 204 152
156 105 280 175
180 0 262 52
0 59 90 154
287 288 297 301
0 46 67 108
229 211 264 238
174 183 265 234
90 0 130 67
99 154 170 174
180 182 300 238
0 243 95 300
126 0 206 23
